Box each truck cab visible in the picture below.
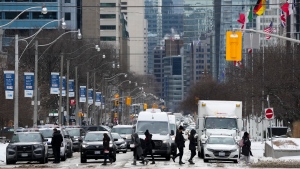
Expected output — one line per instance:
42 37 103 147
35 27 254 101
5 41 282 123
196 100 243 158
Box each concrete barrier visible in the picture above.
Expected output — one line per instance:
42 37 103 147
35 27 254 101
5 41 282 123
264 142 300 158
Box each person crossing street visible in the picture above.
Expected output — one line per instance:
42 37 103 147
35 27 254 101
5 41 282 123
143 130 155 164
172 126 185 165
51 128 63 164
188 129 197 164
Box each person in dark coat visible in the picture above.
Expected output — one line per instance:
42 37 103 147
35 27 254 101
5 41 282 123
172 125 185 165
51 128 63 163
131 133 147 165
188 129 196 164
240 132 251 164
143 130 155 164
102 133 112 165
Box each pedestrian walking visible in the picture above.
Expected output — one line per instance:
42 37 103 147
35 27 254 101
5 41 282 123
240 132 252 164
172 126 185 165
131 133 147 165
51 128 63 163
143 130 155 164
188 129 196 164
102 133 112 165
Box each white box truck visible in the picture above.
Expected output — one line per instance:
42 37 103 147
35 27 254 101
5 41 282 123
196 100 243 158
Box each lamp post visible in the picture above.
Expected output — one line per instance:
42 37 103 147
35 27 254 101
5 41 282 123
104 73 127 125
1 6 48 132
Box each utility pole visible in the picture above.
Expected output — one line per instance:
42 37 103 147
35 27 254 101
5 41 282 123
86 72 89 125
92 71 96 125
75 66 79 125
66 60 70 125
33 40 38 127
58 53 64 126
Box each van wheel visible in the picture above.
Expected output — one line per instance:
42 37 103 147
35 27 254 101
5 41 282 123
40 155 46 164
203 159 209 163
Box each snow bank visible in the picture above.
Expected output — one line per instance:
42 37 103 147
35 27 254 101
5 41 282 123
266 138 300 150
0 143 7 164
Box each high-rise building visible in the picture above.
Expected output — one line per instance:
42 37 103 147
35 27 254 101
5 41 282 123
162 0 183 37
121 0 148 74
82 0 129 71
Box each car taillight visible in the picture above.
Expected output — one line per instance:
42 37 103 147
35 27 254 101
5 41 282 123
61 143 64 147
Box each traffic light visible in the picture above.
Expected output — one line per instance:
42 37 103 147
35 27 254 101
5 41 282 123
143 103 147 110
226 31 242 61
114 113 118 118
126 97 132 106
114 99 119 107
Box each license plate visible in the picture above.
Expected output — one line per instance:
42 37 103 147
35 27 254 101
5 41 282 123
219 152 225 156
95 151 101 154
21 153 28 157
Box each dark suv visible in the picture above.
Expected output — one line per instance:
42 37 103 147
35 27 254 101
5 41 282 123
66 128 86 152
80 131 116 163
6 132 48 164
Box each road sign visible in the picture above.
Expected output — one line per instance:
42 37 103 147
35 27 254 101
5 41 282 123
70 99 76 106
265 108 274 119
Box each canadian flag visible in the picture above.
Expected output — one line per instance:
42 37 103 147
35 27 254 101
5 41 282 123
234 61 243 68
281 0 295 16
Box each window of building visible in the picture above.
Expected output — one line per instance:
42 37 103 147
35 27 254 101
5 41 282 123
207 48 210 52
100 3 116 7
100 36 116 41
0 12 2 19
100 25 116 30
121 7 127 10
5 12 29 19
32 0 57 2
100 14 116 19
32 12 57 19
207 60 210 63
65 12 71 20
121 2 127 5
65 0 70 3
154 60 160 63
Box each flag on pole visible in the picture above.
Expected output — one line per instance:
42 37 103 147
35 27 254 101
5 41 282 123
247 6 253 22
280 10 286 27
248 48 253 53
253 0 266 16
281 0 295 16
263 21 274 40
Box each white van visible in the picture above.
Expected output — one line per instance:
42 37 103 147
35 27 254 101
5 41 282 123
168 115 177 155
136 109 172 160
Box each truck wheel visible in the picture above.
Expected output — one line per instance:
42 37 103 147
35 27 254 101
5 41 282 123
203 158 209 163
40 155 46 164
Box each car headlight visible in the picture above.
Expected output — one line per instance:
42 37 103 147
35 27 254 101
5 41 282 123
7 145 16 149
33 144 43 149
230 149 238 152
163 140 169 144
109 143 113 148
206 148 214 152
121 143 126 147
82 144 88 148
171 137 175 141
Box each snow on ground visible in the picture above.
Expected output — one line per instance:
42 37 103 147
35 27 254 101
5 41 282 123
266 138 300 150
0 143 7 163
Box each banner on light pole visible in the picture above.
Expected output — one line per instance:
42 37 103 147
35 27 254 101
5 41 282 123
50 72 59 94
88 89 93 104
4 70 14 99
24 72 34 98
69 79 75 97
59 76 66 96
79 86 86 102
95 92 102 106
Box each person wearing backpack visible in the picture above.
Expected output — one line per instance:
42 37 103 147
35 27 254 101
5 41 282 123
240 132 251 164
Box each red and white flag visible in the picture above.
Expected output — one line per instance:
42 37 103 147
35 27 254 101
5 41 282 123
248 48 253 53
280 10 286 28
281 0 295 16
234 61 243 68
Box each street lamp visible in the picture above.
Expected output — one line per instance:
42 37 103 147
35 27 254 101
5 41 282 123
2 6 48 133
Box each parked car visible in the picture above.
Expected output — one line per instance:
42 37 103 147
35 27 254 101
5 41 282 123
6 132 48 164
80 131 117 163
65 127 86 152
203 135 239 163
111 133 127 153
111 125 135 148
60 129 73 158
39 128 70 161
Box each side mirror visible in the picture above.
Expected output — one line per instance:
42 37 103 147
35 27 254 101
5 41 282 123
171 130 175 136
44 139 48 142
114 138 118 142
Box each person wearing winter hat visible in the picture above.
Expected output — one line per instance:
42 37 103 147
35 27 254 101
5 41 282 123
143 130 155 164
172 125 185 165
188 129 197 164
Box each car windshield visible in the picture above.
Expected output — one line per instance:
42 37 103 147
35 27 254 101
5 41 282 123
39 129 53 138
66 129 80 136
208 137 235 145
137 121 169 135
84 133 109 141
111 133 122 139
11 133 42 143
111 128 132 134
205 118 237 129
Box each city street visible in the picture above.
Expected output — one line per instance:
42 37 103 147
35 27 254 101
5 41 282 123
1 141 296 169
